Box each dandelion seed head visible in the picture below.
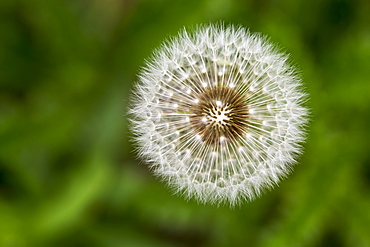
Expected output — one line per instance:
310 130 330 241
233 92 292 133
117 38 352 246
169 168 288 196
129 24 308 206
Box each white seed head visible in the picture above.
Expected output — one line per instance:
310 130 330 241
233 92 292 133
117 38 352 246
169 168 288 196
129 24 308 206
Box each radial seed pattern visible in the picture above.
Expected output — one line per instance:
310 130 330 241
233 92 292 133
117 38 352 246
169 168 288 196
129 24 308 206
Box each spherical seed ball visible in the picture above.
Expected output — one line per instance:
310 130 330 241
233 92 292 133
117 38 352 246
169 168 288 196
129 24 308 206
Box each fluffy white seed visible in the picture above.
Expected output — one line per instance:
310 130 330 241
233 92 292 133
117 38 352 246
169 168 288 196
129 24 308 206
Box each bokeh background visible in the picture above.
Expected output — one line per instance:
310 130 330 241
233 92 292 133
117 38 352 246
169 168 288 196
1 0 369 246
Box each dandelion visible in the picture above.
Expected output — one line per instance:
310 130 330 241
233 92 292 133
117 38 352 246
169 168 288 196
129 24 308 206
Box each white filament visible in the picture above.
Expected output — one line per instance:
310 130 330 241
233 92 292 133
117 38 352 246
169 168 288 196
129 24 308 206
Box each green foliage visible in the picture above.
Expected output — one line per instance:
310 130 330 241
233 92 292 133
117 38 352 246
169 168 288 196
0 0 369 246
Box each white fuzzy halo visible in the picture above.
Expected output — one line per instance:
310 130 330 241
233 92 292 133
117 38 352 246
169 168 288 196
129 24 308 206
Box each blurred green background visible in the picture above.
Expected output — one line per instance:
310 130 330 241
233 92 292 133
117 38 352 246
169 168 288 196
1 0 369 246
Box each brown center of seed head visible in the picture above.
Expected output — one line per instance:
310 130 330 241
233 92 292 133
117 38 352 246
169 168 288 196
189 86 249 145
